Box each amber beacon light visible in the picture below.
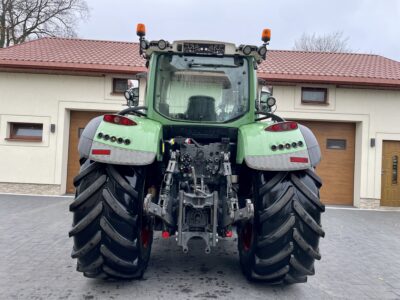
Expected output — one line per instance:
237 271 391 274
136 23 146 37
262 28 271 42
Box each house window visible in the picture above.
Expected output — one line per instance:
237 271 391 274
327 139 346 150
112 78 137 94
7 122 43 141
301 87 328 104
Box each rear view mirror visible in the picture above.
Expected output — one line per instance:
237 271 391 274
257 85 275 111
124 87 139 107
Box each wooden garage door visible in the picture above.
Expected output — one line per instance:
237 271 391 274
299 121 355 206
381 141 400 207
66 111 110 194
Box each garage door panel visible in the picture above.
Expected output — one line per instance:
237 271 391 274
381 141 400 207
66 111 110 194
299 121 355 206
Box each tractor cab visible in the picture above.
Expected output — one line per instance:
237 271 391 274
124 24 273 128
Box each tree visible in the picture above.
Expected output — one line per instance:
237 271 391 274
293 31 352 53
0 0 89 48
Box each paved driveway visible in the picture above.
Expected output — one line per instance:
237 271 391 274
0 194 400 300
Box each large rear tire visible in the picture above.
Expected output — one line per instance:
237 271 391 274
238 169 325 284
69 161 153 279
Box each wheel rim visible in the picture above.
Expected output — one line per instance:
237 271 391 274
242 222 253 251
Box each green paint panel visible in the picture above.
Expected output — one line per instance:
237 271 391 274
94 116 162 155
236 122 307 163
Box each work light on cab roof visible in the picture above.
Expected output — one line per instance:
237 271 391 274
136 23 271 62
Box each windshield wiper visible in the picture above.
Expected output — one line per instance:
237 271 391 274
188 63 237 68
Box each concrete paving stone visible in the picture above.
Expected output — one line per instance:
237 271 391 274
1 194 400 299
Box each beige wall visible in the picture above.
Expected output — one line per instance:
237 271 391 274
272 83 400 207
0 71 142 194
0 70 399 207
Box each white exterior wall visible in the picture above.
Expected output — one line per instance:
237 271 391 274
272 84 400 207
0 71 143 194
0 70 399 207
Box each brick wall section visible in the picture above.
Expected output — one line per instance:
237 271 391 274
359 198 381 209
0 183 61 195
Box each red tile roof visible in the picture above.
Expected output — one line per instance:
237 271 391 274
1 37 400 87
0 37 146 74
259 50 400 87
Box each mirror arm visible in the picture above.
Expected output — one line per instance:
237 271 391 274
118 106 148 117
255 111 285 122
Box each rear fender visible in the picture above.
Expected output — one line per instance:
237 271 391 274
236 122 321 171
78 115 162 165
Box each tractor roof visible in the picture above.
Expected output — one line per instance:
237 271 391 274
141 40 265 63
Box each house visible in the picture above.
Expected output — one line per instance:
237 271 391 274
0 37 400 208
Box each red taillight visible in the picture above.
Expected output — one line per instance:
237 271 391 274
103 114 136 126
92 149 111 155
290 157 309 163
265 121 298 132
162 231 170 239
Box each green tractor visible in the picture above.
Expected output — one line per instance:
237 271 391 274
69 24 325 284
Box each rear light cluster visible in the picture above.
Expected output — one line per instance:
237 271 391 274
97 132 131 145
271 141 304 151
265 121 298 132
103 114 137 126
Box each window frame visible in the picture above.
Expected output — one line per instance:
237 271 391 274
326 138 347 150
301 87 328 105
152 53 251 124
112 78 137 95
6 122 43 142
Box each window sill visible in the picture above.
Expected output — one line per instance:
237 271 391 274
301 101 329 106
5 138 42 142
110 92 124 96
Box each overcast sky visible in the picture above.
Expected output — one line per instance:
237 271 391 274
78 0 400 61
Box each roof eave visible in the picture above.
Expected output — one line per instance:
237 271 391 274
1 60 400 89
258 73 400 89
0 60 146 74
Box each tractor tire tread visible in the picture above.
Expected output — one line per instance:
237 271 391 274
291 173 325 212
69 202 103 237
293 200 325 237
293 228 321 260
69 175 107 211
259 186 293 222
257 215 295 248
255 242 293 267
102 264 142 279
71 230 101 259
102 188 137 225
289 255 315 276
240 169 324 284
70 161 152 280
251 265 290 280
100 244 138 269
106 165 138 199
100 216 137 250
73 162 102 187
